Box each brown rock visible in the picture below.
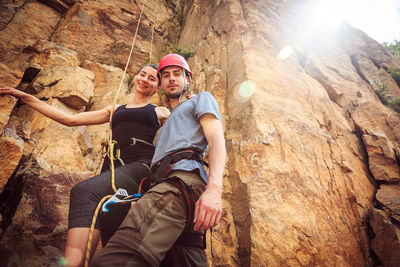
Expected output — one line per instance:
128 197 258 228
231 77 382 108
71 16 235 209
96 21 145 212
74 126 93 156
50 0 170 75
27 40 81 68
351 54 400 102
370 208 400 267
352 102 400 147
180 1 378 266
0 1 61 69
6 115 31 141
0 0 26 29
376 184 400 222
32 65 95 110
17 98 87 173
337 22 400 70
0 63 23 133
37 0 76 14
0 95 17 134
85 124 109 173
205 172 240 266
362 131 400 182
0 136 23 193
0 166 91 267
0 63 23 88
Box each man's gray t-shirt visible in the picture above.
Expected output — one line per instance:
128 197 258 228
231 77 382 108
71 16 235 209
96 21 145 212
151 92 221 183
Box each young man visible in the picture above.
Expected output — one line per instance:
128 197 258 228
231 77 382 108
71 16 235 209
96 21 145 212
89 54 226 267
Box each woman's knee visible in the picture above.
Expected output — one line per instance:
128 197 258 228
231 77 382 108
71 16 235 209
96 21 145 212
70 180 90 198
70 178 102 203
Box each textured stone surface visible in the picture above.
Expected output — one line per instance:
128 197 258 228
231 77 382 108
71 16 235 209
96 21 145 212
0 63 23 133
362 131 400 182
0 0 26 30
0 136 23 193
0 1 61 71
0 63 23 88
376 184 400 222
0 0 400 266
50 0 178 75
37 0 76 14
370 208 400 267
0 166 91 267
0 95 17 134
17 98 87 173
32 65 95 110
180 1 382 266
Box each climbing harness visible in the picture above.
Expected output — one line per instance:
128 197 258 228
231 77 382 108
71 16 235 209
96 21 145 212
150 148 208 183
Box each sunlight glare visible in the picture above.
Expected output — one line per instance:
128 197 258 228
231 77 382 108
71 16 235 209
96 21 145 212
311 0 344 30
279 46 293 59
238 80 256 98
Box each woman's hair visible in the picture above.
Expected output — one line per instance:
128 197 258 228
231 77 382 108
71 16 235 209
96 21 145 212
136 64 158 74
147 63 158 70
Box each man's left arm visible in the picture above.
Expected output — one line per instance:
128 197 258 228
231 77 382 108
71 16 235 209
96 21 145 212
193 113 226 232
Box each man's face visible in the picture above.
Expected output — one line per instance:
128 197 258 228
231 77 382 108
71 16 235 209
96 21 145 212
160 66 186 99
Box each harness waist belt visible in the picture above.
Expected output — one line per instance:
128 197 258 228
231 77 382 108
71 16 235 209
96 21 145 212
115 137 154 149
150 149 207 183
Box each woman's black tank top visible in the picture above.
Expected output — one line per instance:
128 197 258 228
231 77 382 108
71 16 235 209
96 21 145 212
111 103 159 163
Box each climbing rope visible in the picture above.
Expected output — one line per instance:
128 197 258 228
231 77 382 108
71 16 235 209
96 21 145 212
93 141 109 175
108 0 145 193
84 195 111 265
83 1 151 266
148 3 158 64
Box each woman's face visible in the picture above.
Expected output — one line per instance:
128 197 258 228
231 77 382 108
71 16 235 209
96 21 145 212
134 65 159 96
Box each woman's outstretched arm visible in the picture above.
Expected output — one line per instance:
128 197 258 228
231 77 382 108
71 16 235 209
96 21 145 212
0 87 114 126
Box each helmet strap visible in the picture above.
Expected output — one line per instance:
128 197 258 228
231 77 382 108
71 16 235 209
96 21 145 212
179 70 188 104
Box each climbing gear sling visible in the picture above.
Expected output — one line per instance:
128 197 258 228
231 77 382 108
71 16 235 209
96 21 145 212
164 176 206 249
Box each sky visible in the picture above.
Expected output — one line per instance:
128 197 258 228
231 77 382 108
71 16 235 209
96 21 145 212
311 0 400 43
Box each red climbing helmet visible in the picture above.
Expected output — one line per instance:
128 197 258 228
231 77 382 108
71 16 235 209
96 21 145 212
157 53 192 77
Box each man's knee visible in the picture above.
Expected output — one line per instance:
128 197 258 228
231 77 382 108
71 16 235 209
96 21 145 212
125 251 153 267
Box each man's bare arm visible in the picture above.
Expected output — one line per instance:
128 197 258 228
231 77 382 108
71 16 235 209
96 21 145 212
193 113 226 231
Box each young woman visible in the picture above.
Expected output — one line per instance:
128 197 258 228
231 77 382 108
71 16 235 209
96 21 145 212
0 64 169 267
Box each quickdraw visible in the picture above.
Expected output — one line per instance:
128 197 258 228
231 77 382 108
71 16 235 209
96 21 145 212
102 188 141 212
102 177 150 213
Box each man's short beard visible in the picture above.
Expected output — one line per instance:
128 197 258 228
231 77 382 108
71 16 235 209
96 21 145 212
165 90 182 99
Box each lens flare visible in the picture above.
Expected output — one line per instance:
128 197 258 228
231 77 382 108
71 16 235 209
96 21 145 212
279 46 293 59
238 80 256 98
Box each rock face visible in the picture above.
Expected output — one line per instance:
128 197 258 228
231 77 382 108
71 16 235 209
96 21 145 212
0 0 399 266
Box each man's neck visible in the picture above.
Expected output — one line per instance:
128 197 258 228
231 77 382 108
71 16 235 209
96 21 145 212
169 94 188 109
